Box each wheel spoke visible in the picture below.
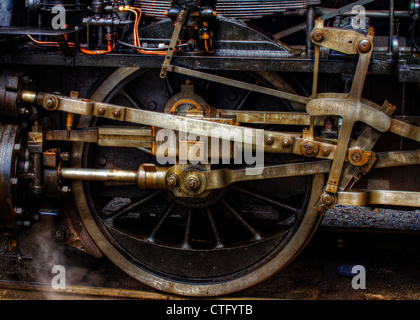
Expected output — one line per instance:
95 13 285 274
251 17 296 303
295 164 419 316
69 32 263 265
181 209 193 249
118 88 143 109
231 185 299 216
220 199 261 241
165 74 176 97
104 190 163 225
147 202 176 243
135 146 154 156
206 208 224 248
234 90 253 110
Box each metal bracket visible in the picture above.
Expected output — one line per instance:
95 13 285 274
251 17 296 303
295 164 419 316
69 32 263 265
160 9 188 79
337 189 420 207
307 19 383 197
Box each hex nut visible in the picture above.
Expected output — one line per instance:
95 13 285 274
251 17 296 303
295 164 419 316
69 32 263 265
185 175 200 191
301 140 319 157
166 174 178 188
53 225 70 242
43 95 59 111
311 30 325 42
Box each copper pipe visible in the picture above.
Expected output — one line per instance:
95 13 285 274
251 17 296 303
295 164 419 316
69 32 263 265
27 35 75 48
80 40 115 55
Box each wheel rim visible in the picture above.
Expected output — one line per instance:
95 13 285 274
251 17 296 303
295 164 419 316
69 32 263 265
71 67 324 296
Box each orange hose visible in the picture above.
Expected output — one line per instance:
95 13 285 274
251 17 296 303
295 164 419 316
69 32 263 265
77 5 172 56
27 34 75 48
125 6 168 56
80 40 115 55
204 38 214 54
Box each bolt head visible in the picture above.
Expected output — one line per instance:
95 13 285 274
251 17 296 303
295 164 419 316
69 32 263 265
301 141 318 157
321 193 336 206
358 39 372 53
311 30 325 42
45 98 54 108
98 157 107 166
304 144 314 153
97 107 105 116
351 153 362 162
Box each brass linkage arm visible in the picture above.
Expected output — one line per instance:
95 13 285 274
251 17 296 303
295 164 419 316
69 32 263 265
45 127 154 148
21 90 343 161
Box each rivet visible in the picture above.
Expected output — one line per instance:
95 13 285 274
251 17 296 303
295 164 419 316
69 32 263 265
97 107 105 116
113 110 121 118
265 135 274 145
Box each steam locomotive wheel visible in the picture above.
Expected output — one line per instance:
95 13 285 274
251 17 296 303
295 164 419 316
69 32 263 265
71 68 324 297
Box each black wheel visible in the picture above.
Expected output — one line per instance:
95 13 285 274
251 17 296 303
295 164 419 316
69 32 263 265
71 67 324 296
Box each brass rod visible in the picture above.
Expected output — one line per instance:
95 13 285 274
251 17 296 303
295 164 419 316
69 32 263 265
61 168 137 182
